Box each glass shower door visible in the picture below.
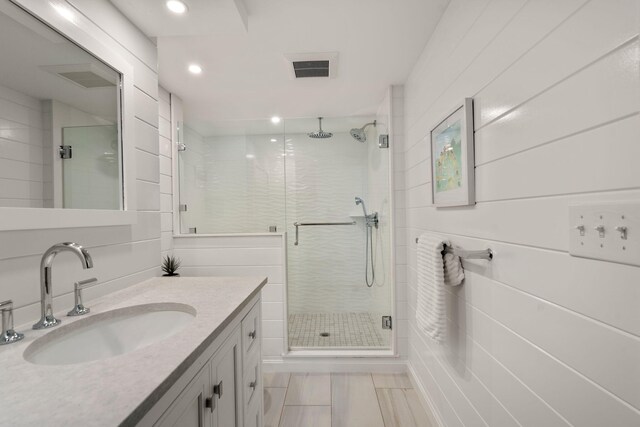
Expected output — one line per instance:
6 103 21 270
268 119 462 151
285 117 392 350
177 120 286 234
62 125 120 210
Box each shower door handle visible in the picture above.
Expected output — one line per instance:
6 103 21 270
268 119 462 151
293 221 356 246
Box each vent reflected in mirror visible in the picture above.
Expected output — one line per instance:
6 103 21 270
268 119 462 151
0 4 123 210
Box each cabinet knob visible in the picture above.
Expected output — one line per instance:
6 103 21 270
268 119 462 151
248 330 256 340
249 380 257 390
205 397 213 412
213 380 223 398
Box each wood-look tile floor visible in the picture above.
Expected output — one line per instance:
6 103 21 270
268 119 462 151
263 372 436 427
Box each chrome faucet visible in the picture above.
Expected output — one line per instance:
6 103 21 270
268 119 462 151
33 243 93 330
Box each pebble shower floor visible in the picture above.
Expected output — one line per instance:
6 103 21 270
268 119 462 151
288 312 385 348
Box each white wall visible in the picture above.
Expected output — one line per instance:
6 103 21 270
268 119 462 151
402 0 640 426
172 234 287 359
159 87 173 256
180 132 286 234
0 84 45 208
1 0 162 327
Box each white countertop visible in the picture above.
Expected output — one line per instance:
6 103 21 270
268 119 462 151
0 276 267 427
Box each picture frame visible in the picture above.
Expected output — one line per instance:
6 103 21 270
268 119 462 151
430 98 475 207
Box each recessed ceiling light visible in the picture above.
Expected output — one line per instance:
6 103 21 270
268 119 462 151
166 0 188 14
270 138 277 142
271 116 281 124
246 154 255 159
188 64 202 74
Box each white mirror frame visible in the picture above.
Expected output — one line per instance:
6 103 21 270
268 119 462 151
0 0 137 231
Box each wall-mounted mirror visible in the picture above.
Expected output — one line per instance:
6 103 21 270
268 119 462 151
0 4 123 210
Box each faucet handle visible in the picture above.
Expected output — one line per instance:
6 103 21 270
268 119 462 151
0 300 24 345
67 278 98 317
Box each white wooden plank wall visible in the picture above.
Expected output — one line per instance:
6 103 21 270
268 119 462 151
173 235 287 359
1 0 162 327
0 84 46 207
158 87 173 257
402 0 640 426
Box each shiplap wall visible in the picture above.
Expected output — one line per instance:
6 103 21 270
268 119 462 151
159 88 173 257
402 0 640 426
173 235 287 359
0 84 45 207
1 0 162 327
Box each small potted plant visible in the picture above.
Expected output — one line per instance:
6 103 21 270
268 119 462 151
161 254 182 277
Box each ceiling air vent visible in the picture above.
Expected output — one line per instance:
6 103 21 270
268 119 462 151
56 71 116 88
284 52 338 79
293 60 330 78
41 63 118 89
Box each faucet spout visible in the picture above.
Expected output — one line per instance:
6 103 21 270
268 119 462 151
33 242 93 330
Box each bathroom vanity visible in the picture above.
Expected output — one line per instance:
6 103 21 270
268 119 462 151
0 276 266 427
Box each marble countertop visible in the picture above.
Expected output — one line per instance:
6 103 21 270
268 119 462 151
0 276 267 427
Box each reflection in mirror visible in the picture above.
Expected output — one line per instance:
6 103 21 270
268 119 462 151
0 4 122 210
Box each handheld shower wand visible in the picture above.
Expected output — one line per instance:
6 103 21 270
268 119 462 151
355 196 367 217
355 197 378 288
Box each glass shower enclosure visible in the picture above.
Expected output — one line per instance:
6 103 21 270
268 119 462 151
177 116 393 351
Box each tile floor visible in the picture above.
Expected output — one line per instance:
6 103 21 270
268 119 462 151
288 313 386 348
263 372 435 427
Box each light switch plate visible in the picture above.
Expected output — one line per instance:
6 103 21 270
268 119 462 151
569 202 639 266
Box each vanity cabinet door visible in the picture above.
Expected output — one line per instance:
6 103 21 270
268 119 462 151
211 327 243 427
155 364 212 427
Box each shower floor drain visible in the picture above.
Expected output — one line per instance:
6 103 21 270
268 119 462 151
319 332 330 337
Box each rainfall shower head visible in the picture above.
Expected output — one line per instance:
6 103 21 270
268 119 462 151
349 120 376 142
308 117 333 139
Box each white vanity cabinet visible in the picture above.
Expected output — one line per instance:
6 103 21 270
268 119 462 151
147 297 263 427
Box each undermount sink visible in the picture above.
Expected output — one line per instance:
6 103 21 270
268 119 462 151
24 303 196 366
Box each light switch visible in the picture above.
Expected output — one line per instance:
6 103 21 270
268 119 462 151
569 202 639 266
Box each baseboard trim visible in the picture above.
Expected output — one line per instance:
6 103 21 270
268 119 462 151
263 357 406 373
407 361 445 427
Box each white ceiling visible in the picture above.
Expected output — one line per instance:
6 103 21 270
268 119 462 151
111 0 449 132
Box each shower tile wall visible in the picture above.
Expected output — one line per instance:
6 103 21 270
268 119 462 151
179 130 285 234
178 126 208 234
285 131 389 319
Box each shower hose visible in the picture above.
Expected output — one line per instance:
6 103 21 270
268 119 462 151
365 223 376 288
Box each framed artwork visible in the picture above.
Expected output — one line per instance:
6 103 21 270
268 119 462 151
430 98 475 207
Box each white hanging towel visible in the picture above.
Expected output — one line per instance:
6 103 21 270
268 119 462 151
416 233 464 343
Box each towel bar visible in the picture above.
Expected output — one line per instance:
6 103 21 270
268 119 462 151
415 238 493 261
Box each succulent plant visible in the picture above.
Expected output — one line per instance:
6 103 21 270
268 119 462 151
161 254 182 276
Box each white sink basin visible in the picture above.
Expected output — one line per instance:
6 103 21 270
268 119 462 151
24 303 196 366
